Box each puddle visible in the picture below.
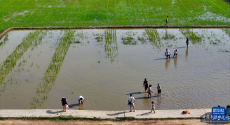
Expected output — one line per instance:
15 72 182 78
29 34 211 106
0 29 229 110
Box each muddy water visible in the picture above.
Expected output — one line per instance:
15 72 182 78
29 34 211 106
0 29 229 110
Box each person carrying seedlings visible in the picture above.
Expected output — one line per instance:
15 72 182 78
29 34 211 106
78 95 84 105
143 78 149 93
157 83 161 96
148 85 153 98
61 97 68 112
186 37 189 48
173 49 178 57
165 16 168 26
150 101 155 113
128 94 136 112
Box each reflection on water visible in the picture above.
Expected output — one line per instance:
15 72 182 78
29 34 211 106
79 104 84 110
174 57 177 69
156 97 162 109
185 48 188 58
165 58 170 70
0 29 229 110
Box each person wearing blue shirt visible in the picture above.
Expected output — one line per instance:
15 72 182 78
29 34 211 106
157 83 161 96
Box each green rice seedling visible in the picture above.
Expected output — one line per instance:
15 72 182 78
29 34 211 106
222 28 230 37
0 31 42 84
179 29 202 44
145 29 162 50
0 34 9 47
104 30 118 63
30 30 75 108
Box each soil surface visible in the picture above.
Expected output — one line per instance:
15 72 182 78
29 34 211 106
0 119 223 125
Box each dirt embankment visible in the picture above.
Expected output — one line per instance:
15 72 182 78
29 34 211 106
0 26 230 40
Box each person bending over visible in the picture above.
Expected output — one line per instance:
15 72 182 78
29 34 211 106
78 95 84 105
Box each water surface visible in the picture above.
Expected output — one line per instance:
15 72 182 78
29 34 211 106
0 29 229 110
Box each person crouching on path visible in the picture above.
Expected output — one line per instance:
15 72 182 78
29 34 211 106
128 94 136 112
148 85 153 98
143 78 149 93
78 95 84 105
157 83 161 96
61 97 68 112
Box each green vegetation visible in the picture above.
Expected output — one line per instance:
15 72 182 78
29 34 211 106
222 28 230 37
104 30 118 63
145 29 162 49
0 0 229 34
179 29 202 44
0 35 8 46
31 30 75 108
0 31 42 84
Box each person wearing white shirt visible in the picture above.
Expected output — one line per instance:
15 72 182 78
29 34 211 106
173 49 178 57
128 94 136 112
165 48 171 58
78 96 84 104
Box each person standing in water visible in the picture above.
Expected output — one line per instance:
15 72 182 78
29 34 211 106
143 78 149 93
165 16 168 26
148 85 153 98
157 83 161 96
186 37 189 48
78 95 84 105
165 48 171 58
173 49 178 57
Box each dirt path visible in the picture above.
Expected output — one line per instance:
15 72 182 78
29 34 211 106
0 119 223 125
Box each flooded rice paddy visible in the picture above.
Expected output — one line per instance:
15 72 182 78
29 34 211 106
0 29 229 110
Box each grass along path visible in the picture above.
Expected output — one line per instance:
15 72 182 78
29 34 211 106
0 0 229 33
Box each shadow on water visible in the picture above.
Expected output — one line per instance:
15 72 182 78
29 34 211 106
107 111 126 116
68 103 79 108
126 92 144 95
46 110 64 114
135 96 158 100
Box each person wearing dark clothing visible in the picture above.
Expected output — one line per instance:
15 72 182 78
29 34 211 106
143 78 149 93
186 37 189 48
166 16 168 26
61 97 68 112
226 105 230 116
